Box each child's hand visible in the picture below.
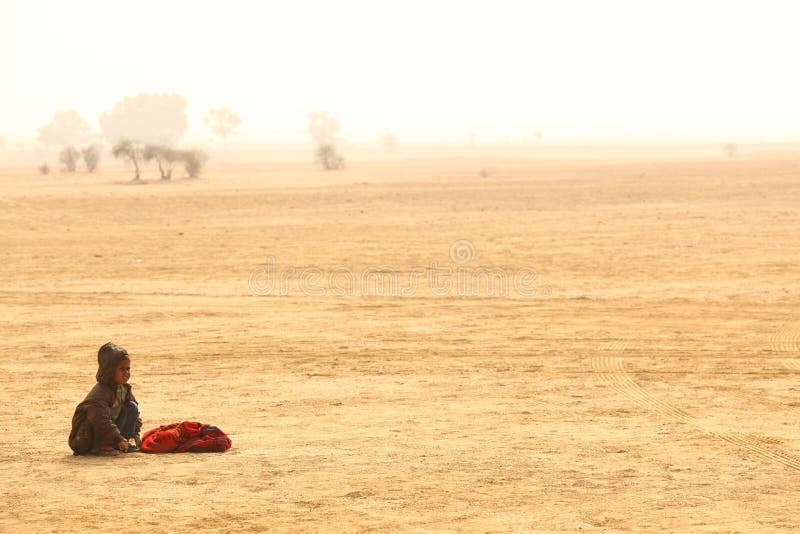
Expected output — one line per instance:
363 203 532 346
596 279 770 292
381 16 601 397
117 439 129 452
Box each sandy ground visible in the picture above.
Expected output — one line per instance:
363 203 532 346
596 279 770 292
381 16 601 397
1 156 799 532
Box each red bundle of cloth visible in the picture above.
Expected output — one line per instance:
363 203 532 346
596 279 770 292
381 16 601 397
140 421 232 453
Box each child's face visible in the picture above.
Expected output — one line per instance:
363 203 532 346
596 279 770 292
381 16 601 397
114 358 131 385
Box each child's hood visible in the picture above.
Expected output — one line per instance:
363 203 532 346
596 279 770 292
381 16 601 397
96 342 129 386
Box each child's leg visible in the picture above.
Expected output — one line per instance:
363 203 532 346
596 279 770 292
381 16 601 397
91 431 116 451
89 401 140 453
115 400 140 439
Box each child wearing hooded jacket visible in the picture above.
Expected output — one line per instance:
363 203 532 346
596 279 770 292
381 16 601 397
69 342 142 456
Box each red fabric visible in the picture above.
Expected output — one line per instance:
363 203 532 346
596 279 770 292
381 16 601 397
141 421 232 453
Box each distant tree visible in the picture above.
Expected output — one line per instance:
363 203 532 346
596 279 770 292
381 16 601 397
308 112 344 170
177 149 208 178
37 163 50 175
37 110 91 147
111 140 145 182
381 133 397 150
204 107 242 141
59 146 81 173
315 144 345 170
723 143 737 158
81 145 101 173
99 93 188 145
143 145 179 180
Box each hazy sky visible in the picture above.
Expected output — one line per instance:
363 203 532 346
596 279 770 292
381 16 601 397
2 0 799 145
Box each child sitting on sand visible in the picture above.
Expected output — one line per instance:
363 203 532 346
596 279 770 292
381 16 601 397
69 342 142 456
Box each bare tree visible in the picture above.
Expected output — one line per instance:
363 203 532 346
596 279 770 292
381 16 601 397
177 149 208 178
38 163 50 175
37 110 91 147
308 112 344 170
315 144 345 170
59 146 81 173
100 93 188 145
723 143 737 158
143 145 179 180
111 140 145 182
204 107 242 141
81 145 101 173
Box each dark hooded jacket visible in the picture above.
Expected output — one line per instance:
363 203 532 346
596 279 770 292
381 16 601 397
68 343 142 454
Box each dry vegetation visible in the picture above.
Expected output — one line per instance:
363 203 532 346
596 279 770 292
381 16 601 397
1 156 799 531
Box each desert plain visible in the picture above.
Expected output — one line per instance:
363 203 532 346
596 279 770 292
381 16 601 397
1 155 799 532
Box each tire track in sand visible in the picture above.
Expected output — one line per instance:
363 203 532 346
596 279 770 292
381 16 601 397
770 324 800 371
592 341 800 472
770 323 800 354
592 342 693 422
783 359 800 371
710 431 800 471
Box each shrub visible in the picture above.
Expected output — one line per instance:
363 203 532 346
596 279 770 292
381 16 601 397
315 144 344 170
59 146 80 173
81 145 101 172
308 112 345 170
178 149 208 178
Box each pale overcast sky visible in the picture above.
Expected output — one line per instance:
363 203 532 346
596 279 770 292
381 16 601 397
1 0 799 145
